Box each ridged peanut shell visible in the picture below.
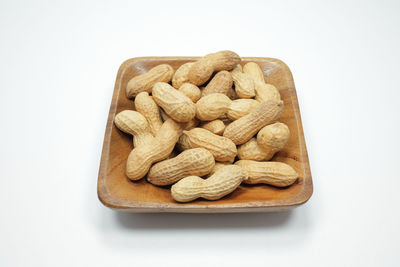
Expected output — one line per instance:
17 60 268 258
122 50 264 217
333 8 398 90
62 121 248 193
152 82 196 122
200 120 225 135
134 92 162 136
254 83 281 102
235 160 298 187
178 83 201 103
126 119 184 180
147 148 215 186
114 110 153 147
237 138 270 161
172 62 194 89
223 99 284 145
188 50 241 86
171 165 248 202
196 93 231 121
243 62 265 84
201 71 233 97
257 122 290 154
227 99 260 120
183 128 237 162
126 64 174 98
231 65 255 98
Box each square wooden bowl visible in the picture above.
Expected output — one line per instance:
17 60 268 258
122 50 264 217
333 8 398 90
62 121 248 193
98 57 313 213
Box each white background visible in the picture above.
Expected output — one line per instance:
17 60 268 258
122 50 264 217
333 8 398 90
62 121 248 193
0 0 399 266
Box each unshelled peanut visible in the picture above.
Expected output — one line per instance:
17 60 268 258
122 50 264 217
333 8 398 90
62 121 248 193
196 93 231 121
126 119 184 180
114 110 154 147
171 165 248 202
152 82 196 122
178 83 201 103
235 160 298 187
182 128 237 162
134 92 162 136
147 148 215 186
126 64 174 98
188 51 241 86
231 65 255 98
201 71 233 97
172 62 195 89
226 99 260 120
223 99 284 145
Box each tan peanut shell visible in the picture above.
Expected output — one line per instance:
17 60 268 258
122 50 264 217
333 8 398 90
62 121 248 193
183 128 237 162
227 87 239 100
231 65 255 98
237 138 270 161
223 99 284 145
172 62 194 89
257 122 290 156
177 134 192 151
178 83 201 103
238 123 290 161
235 160 298 187
114 110 154 147
226 99 261 120
134 92 162 136
152 82 196 122
126 64 174 98
201 71 233 97
196 93 231 121
200 120 225 135
188 50 241 86
208 162 230 176
242 62 280 102
171 165 248 202
126 119 184 181
147 148 215 186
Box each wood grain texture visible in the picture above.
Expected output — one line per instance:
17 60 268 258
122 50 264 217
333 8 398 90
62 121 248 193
97 57 313 213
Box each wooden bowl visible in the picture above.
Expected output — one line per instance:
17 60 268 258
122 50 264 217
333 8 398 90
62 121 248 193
98 57 313 213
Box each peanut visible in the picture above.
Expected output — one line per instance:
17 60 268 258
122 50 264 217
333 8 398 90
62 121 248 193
147 148 215 186
152 82 196 122
201 71 233 97
223 99 284 145
208 162 230 176
235 160 298 187
188 50 241 86
226 99 260 120
126 64 174 98
114 110 154 147
171 165 248 202
196 93 231 121
238 122 290 161
200 120 225 135
172 62 194 89
237 138 269 161
177 133 191 151
134 92 162 136
178 83 201 103
257 122 290 157
126 119 184 180
231 65 255 98
243 62 280 102
182 128 237 162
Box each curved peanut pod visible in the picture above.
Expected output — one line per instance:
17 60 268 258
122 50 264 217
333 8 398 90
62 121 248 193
223 99 284 145
178 83 201 103
196 93 231 121
201 71 233 97
152 82 196 122
237 138 270 161
188 51 241 86
171 165 248 202
147 148 215 186
231 65 255 98
114 110 153 147
235 160 298 187
172 62 195 89
257 122 290 158
126 64 174 98
183 128 237 162
135 92 162 136
126 119 184 181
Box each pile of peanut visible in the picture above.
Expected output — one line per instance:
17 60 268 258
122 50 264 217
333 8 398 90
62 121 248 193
115 50 299 202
